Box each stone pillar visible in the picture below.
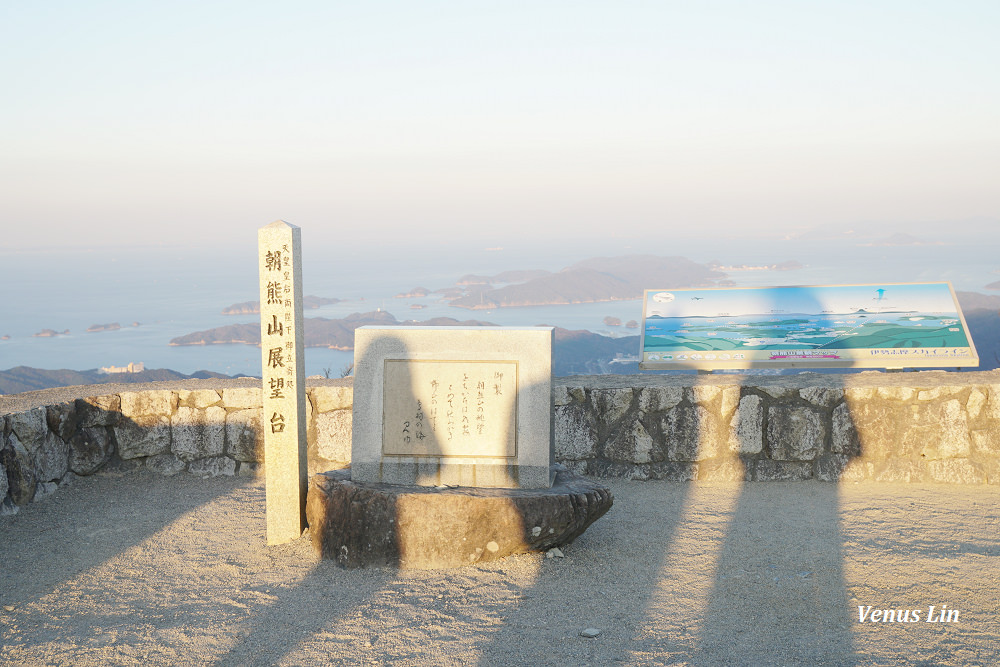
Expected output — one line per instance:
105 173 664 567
258 220 307 544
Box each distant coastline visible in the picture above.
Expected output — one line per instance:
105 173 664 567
707 260 803 272
442 255 727 310
221 295 341 315
0 365 245 394
168 312 497 349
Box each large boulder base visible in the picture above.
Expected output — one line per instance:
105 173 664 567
306 465 613 569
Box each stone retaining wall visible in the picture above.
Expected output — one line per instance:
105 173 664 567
3 371 999 514
554 373 1000 484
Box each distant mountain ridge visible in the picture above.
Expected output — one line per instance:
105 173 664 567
7 293 1000 392
222 295 341 315
170 311 499 349
448 255 725 309
0 367 242 395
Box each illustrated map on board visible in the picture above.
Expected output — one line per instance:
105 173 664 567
639 282 979 370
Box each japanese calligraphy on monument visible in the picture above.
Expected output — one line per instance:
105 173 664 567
352 326 554 488
382 360 518 458
258 220 307 545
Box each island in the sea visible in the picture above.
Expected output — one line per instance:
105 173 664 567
33 328 70 337
87 322 122 333
222 295 341 315
444 255 727 310
394 287 430 298
169 311 643 375
706 260 803 272
170 311 499 349
0 365 245 394
857 233 944 247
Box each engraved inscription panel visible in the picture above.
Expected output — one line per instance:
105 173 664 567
382 360 518 458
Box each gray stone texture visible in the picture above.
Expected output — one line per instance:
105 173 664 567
307 465 613 569
649 461 699 481
69 427 115 475
1 434 37 505
75 395 121 427
904 399 971 460
237 461 261 478
46 401 79 442
314 409 352 463
225 408 263 462
752 460 813 481
637 386 683 413
188 456 237 478
178 389 221 409
221 387 262 410
554 403 598 461
4 369 1000 517
120 390 177 417
767 405 825 461
759 386 797 400
662 405 724 461
591 388 633 426
145 453 187 476
730 394 763 454
34 481 59 501
800 387 844 408
603 415 655 464
699 459 749 482
831 403 863 457
552 386 576 407
310 386 352 412
815 454 851 482
589 460 651 480
33 431 69 482
171 406 226 462
9 407 47 453
115 415 171 459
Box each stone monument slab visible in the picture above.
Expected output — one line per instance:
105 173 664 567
352 326 554 488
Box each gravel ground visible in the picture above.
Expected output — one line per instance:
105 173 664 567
1 472 998 666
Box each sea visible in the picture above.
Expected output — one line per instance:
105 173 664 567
3 232 998 378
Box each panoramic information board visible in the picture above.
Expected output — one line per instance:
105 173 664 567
639 282 979 370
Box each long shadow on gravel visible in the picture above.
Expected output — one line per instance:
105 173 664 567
693 483 857 666
0 470 247 612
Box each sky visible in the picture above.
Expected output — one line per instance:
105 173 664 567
645 283 964 318
2 1 999 250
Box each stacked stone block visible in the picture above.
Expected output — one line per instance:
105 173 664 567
553 379 1000 484
0 385 355 515
3 374 1000 514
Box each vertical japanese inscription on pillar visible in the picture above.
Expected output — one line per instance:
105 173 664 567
258 220 307 545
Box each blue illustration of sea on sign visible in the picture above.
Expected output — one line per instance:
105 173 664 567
639 282 979 370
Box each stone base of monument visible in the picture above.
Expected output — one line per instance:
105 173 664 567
306 465 613 569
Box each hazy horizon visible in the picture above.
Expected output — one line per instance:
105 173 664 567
2 2 998 250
